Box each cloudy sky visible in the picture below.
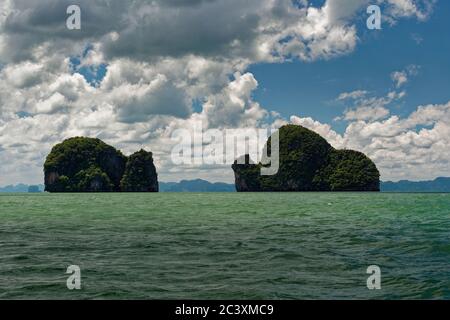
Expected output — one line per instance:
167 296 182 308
0 0 449 185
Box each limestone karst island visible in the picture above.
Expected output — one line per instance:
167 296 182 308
43 125 380 193
232 125 380 192
44 137 159 192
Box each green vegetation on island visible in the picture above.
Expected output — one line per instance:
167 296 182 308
44 137 158 193
232 125 380 192
121 150 159 192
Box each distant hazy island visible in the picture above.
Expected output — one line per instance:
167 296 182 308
162 178 450 193
2 178 450 193
160 179 235 192
381 177 450 193
233 125 380 192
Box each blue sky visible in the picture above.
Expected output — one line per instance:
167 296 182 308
251 0 450 133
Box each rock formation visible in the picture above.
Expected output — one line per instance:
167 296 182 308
44 137 158 192
120 150 159 192
232 125 380 192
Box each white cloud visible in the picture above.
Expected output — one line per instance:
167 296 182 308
342 106 391 121
338 90 369 100
203 72 267 128
111 74 192 122
391 70 408 88
0 0 372 65
291 101 450 182
3 62 44 88
385 0 436 21
0 0 442 185
337 67 417 122
391 65 420 88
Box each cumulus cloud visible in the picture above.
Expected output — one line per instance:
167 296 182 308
2 0 424 64
300 63 450 181
111 74 192 122
0 0 442 184
293 101 450 182
336 68 415 122
342 106 391 122
203 72 267 128
2 61 44 88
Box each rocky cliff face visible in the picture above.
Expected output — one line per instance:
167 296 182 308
232 125 380 192
232 155 261 192
44 137 158 192
120 150 159 192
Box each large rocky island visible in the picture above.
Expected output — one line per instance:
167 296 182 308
44 137 158 192
232 125 380 192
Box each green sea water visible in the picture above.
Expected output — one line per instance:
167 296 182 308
0 192 449 300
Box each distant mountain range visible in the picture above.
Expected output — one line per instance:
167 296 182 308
164 178 450 193
0 184 44 193
381 177 450 193
0 180 234 193
159 179 235 192
2 178 450 193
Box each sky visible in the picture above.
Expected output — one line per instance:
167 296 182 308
0 0 449 185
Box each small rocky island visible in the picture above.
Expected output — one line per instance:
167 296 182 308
232 125 380 192
44 137 158 192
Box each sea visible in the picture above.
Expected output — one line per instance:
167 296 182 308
0 193 449 299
